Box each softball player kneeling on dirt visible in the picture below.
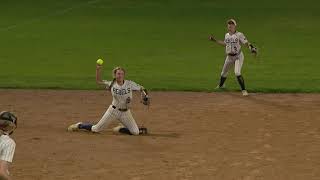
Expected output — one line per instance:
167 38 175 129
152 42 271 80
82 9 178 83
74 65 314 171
68 64 149 135
0 111 17 180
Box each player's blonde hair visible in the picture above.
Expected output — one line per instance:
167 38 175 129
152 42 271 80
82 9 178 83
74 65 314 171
107 67 126 90
112 66 126 78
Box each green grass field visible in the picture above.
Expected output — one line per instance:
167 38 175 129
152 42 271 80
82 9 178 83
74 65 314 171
0 0 319 92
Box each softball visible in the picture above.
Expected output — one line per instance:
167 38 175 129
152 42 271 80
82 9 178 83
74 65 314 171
96 59 104 65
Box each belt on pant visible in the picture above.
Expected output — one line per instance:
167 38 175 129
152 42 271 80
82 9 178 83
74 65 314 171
112 105 128 112
227 52 241 56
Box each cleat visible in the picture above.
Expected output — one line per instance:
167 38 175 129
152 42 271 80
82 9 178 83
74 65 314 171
67 122 82 132
242 90 249 96
215 84 225 89
139 127 148 135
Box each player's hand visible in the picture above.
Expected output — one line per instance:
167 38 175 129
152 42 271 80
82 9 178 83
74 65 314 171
251 48 257 54
141 92 150 106
96 64 103 69
142 95 150 106
249 44 258 56
209 35 216 42
251 47 258 56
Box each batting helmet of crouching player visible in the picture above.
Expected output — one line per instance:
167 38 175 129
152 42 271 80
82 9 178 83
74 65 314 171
0 111 17 135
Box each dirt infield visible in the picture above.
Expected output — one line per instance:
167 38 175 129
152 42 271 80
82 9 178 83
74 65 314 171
0 89 319 180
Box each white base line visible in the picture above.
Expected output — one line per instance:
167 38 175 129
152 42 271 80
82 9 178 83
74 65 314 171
0 0 101 32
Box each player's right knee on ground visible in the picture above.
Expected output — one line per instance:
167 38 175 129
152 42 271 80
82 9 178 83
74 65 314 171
130 128 140 136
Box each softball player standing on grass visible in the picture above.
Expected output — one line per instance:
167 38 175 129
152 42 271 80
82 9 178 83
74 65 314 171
68 63 149 135
0 111 17 180
209 19 257 96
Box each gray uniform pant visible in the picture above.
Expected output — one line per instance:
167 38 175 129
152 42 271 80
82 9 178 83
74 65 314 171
221 52 244 77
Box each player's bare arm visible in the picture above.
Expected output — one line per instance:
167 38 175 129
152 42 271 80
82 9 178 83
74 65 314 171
95 64 105 86
0 161 10 180
209 34 226 46
140 87 150 106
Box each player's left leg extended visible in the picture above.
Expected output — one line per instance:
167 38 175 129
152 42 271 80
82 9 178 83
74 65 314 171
234 53 248 96
217 56 234 88
68 106 117 132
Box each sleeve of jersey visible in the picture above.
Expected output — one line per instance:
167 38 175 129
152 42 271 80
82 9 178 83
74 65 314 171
102 80 112 87
0 140 16 163
239 33 248 44
129 81 143 91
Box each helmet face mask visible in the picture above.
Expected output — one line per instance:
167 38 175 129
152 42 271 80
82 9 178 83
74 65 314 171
0 111 17 135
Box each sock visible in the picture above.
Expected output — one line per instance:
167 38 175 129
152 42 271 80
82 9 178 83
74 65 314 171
119 128 132 135
236 75 246 90
219 76 227 87
78 123 93 131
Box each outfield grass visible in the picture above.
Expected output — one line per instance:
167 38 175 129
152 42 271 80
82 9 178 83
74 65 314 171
0 0 319 92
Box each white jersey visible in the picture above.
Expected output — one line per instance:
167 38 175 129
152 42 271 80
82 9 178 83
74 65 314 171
103 80 143 109
224 31 248 55
0 135 16 163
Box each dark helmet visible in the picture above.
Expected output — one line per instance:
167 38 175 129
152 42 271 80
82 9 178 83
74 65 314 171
0 111 17 135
